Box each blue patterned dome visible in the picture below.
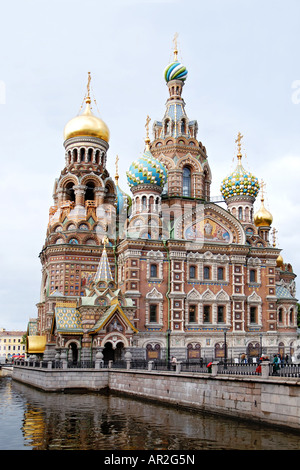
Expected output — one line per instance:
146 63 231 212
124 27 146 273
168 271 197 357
126 149 167 189
164 60 188 82
220 159 260 201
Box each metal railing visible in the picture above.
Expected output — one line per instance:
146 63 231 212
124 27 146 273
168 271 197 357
12 359 300 378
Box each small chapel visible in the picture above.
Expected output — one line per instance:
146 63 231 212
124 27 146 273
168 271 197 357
27 39 298 364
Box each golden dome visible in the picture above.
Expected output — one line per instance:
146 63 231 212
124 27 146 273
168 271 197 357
63 72 110 142
254 199 273 227
64 100 110 142
276 254 283 268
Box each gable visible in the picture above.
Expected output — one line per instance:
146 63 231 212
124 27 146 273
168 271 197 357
88 304 138 334
174 203 246 245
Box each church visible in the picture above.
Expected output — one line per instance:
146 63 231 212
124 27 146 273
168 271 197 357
26 40 298 364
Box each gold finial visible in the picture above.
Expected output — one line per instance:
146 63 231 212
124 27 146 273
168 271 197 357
272 227 278 247
102 235 109 248
85 71 91 104
173 32 179 61
235 132 243 161
145 115 151 149
115 155 119 184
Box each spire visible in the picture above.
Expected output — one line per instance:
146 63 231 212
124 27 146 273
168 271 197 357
94 237 113 284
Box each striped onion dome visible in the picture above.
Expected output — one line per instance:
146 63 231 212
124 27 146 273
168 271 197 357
164 60 188 82
126 149 167 189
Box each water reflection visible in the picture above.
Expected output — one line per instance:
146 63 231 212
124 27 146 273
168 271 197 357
0 377 300 450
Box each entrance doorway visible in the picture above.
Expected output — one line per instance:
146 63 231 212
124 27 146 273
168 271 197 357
103 341 124 364
69 343 79 364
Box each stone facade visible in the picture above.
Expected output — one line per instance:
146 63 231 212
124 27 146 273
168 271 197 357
28 46 298 364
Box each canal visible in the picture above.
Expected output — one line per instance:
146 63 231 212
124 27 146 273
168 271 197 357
0 376 299 451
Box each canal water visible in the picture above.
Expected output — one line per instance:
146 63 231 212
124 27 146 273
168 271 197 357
0 376 299 451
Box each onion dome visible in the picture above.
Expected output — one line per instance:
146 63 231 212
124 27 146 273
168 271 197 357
220 164 260 200
276 254 284 268
164 60 188 83
220 133 260 201
126 148 167 189
64 72 110 142
254 197 273 227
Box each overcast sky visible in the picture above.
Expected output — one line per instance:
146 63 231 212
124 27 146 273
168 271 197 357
0 0 299 330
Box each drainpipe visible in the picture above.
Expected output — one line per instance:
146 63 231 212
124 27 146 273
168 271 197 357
163 240 171 364
113 243 118 284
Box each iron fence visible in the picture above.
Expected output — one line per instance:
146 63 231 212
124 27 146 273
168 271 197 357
12 359 300 378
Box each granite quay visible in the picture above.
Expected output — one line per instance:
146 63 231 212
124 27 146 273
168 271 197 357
10 359 300 432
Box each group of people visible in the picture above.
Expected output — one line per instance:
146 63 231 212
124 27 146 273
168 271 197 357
255 353 289 375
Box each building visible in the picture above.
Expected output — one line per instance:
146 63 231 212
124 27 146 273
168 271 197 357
0 329 26 362
27 41 298 364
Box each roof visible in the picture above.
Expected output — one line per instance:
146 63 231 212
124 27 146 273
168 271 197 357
276 285 295 300
54 303 83 334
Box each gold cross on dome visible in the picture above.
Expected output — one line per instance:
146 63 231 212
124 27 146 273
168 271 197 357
115 155 119 183
173 32 179 60
85 71 91 104
145 115 151 148
235 132 243 159
145 115 151 137
260 179 266 200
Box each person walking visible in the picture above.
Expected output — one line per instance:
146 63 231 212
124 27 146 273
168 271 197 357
272 354 279 375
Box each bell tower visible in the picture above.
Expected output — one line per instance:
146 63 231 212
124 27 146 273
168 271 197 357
150 35 211 201
39 73 117 303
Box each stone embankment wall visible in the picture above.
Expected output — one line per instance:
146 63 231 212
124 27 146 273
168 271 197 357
12 366 300 431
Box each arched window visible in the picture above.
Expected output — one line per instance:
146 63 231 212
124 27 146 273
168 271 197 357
183 167 191 197
142 196 147 210
189 265 196 279
65 182 75 202
85 182 95 201
238 207 243 220
150 264 157 278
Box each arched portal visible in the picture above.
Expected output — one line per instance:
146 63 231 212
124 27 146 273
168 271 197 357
102 341 124 363
68 342 79 364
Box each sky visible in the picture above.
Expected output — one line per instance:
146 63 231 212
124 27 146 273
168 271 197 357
0 0 299 330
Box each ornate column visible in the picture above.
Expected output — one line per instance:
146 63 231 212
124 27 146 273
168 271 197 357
73 185 86 206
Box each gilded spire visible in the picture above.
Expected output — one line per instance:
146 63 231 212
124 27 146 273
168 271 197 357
145 115 151 150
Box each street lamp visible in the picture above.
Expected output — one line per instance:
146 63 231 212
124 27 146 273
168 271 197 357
167 328 171 368
223 327 229 369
